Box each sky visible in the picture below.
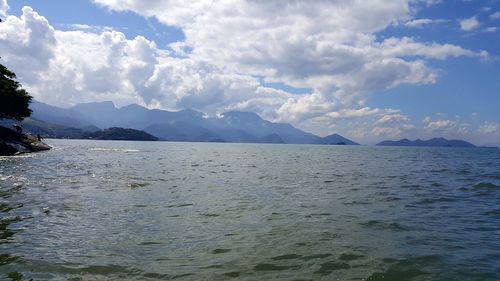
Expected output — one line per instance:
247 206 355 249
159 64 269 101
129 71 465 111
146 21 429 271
0 0 499 145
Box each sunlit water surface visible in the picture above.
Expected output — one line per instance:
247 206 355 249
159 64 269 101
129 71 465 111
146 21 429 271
1 139 500 280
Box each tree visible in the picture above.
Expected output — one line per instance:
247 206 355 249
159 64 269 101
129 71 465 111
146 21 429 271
0 63 32 120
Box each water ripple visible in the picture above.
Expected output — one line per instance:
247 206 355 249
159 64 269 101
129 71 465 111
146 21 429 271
0 140 499 280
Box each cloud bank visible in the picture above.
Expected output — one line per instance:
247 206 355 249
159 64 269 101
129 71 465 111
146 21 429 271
0 0 8 18
0 0 493 143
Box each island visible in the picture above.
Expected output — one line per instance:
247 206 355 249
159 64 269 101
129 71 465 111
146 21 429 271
0 124 159 156
376 137 475 148
321 133 359 145
81 127 159 141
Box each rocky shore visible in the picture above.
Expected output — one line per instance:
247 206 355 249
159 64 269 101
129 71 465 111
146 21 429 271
0 125 51 156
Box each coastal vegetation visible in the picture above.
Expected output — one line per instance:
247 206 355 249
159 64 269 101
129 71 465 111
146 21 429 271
81 127 159 141
0 62 51 155
0 62 32 120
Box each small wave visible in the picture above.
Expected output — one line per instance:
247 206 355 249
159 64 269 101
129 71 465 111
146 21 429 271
314 261 350 275
201 213 220 217
343 200 371 205
401 184 422 189
362 220 409 232
473 182 499 189
339 253 365 261
139 241 163 246
300 254 332 261
366 268 427 281
90 148 140 152
483 209 500 216
78 264 140 275
417 197 457 204
142 272 172 279
272 254 302 260
224 271 241 278
212 248 231 254
254 263 291 271
430 168 448 173
165 203 193 208
127 182 151 189
382 196 401 202
305 213 332 217
0 175 14 181
0 153 36 159
367 254 441 280
0 203 23 213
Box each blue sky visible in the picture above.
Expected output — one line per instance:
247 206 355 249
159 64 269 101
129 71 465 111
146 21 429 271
373 0 500 127
1 0 499 145
7 0 185 47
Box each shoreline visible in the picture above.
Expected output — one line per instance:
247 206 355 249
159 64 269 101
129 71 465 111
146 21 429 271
0 125 51 156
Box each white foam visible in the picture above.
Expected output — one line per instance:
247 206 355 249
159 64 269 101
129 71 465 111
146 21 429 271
89 148 140 152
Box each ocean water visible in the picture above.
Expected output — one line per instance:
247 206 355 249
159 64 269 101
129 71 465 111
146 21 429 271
0 139 499 280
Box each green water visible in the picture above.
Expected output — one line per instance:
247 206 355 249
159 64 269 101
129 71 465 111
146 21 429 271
1 139 499 280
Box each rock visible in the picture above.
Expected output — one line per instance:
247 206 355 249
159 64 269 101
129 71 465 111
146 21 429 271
0 125 51 156
29 141 51 152
8 141 31 153
0 141 19 156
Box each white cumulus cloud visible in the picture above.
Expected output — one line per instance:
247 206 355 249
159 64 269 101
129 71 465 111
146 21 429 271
490 11 500 20
485 27 497 33
0 7 56 83
376 113 410 124
0 0 491 141
91 1 486 119
0 0 8 19
0 6 297 122
478 122 498 134
404 18 444 28
423 116 471 136
460 16 480 31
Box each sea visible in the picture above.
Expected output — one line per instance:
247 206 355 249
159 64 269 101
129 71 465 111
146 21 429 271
1 139 499 280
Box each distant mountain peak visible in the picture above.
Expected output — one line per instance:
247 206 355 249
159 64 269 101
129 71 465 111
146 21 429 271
180 108 198 112
76 101 116 107
325 133 342 137
120 103 147 110
222 111 263 121
72 101 117 112
29 101 358 145
179 108 203 114
321 133 359 145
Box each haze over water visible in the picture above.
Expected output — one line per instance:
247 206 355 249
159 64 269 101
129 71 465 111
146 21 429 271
1 139 500 280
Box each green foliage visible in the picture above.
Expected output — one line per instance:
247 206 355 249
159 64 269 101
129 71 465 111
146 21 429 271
0 63 32 120
82 127 159 141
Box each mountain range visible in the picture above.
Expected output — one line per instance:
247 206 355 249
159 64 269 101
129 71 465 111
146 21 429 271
25 101 359 145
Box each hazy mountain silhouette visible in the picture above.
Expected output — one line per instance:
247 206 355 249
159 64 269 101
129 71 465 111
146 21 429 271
321 133 359 145
211 111 322 144
30 101 95 129
29 101 358 144
377 138 475 148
